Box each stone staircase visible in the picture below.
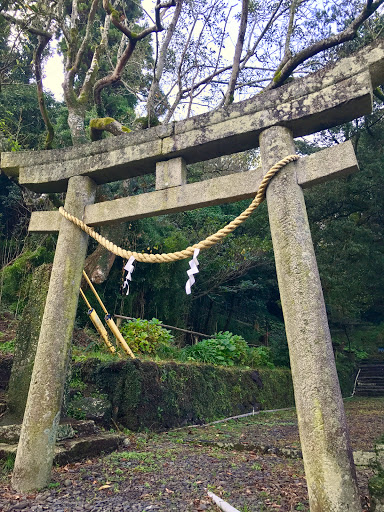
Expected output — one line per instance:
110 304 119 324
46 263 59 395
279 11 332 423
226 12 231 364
354 361 384 397
0 419 125 465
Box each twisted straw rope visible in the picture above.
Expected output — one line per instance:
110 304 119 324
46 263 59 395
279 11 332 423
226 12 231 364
59 154 299 263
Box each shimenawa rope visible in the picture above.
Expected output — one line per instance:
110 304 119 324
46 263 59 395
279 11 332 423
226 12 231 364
59 154 299 263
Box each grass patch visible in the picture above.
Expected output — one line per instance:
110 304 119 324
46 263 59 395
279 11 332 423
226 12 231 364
0 339 15 353
0 453 15 476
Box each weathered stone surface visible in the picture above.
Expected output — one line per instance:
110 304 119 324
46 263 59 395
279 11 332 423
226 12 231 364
28 141 358 232
3 34 381 193
296 140 358 189
260 126 361 512
15 73 372 193
5 264 52 424
196 439 303 460
165 73 370 158
0 421 95 443
11 176 97 493
71 359 293 431
156 157 187 190
353 450 376 467
54 433 124 465
67 395 111 423
377 444 384 468
28 211 62 233
0 123 173 177
0 433 124 466
3 37 384 182
55 424 76 441
0 442 17 459
0 424 20 443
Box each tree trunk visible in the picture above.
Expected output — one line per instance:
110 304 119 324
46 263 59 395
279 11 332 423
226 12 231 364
67 106 88 146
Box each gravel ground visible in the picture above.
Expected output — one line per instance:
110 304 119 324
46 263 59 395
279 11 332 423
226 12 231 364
0 397 383 512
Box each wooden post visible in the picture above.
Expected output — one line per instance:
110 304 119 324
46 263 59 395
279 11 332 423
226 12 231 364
260 126 361 512
12 176 97 493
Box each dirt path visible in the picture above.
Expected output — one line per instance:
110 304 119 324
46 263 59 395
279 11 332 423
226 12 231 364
0 397 383 511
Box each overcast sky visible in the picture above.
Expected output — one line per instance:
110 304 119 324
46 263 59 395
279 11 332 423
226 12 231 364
43 0 156 101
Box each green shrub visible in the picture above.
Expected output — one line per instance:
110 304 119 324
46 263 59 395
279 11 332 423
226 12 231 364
0 453 15 475
184 331 273 368
247 346 275 368
120 318 174 355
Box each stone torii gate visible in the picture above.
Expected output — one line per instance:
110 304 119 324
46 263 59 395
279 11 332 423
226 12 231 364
2 38 384 511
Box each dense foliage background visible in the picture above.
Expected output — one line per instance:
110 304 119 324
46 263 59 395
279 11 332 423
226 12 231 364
1 0 384 373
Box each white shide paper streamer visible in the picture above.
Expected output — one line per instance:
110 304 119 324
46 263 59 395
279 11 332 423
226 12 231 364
122 256 135 295
185 248 200 295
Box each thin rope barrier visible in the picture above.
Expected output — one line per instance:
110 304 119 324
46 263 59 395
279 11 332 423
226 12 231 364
59 154 299 263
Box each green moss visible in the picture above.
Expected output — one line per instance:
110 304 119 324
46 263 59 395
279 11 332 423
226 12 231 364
0 248 53 311
273 69 282 83
369 473 384 499
108 3 120 20
74 359 294 431
89 117 131 141
89 117 115 129
6 264 52 423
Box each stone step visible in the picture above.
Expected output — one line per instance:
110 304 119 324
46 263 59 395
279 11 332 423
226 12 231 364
356 384 384 392
355 362 384 396
358 379 384 385
0 420 98 444
0 432 125 466
359 368 384 373
359 369 384 375
359 366 384 371
357 377 384 384
355 389 384 396
357 380 384 388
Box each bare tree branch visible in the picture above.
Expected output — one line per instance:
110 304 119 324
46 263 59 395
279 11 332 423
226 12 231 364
94 0 176 105
146 0 182 123
186 2 220 117
80 13 110 105
1 11 51 37
240 0 285 70
67 0 99 86
34 34 54 149
268 0 384 90
283 0 297 61
223 0 248 107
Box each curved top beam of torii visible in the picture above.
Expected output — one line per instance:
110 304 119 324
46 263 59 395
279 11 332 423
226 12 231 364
1 37 384 193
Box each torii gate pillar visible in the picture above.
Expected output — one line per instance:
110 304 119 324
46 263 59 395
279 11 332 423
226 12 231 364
11 176 97 492
260 126 360 512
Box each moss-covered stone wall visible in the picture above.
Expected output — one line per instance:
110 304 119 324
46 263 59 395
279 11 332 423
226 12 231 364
6 264 52 423
74 359 294 431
